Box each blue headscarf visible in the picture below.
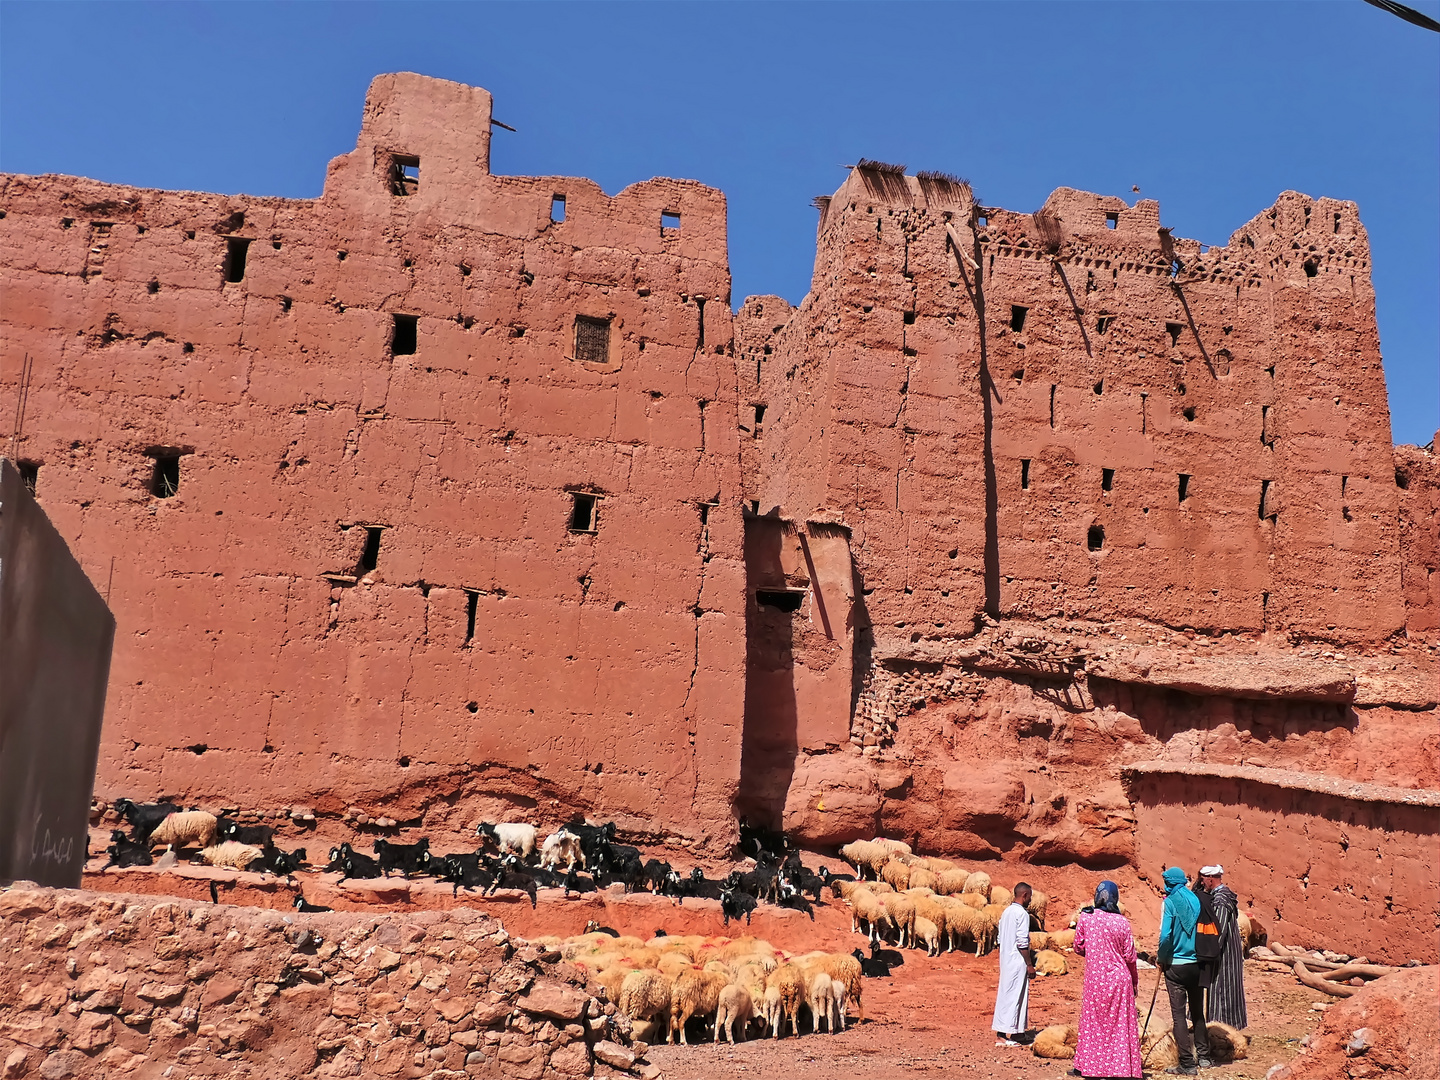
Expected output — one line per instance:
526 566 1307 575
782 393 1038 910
1094 880 1121 914
1162 866 1189 893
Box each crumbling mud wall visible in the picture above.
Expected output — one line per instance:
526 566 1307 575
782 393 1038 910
0 459 115 888
0 73 746 844
0 884 651 1080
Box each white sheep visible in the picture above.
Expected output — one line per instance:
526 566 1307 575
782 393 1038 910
715 983 754 1043
806 971 837 1033
914 916 942 957
148 811 218 852
617 969 671 1034
539 831 581 871
197 841 264 870
476 821 537 860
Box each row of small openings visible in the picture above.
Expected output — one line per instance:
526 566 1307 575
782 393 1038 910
388 312 613 365
14 455 184 498
1018 460 1196 504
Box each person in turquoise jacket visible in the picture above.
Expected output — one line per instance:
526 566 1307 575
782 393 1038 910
1158 867 1212 1074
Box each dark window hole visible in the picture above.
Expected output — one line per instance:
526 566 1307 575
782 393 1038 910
359 526 383 573
1010 305 1028 332
18 461 39 494
147 280 160 295
661 211 681 232
61 218 74 229
1259 479 1273 520
390 154 419 196
1183 406 1196 421
148 450 184 498
391 314 418 355
188 744 208 756
466 702 478 714
1166 322 1183 346
465 590 478 644
224 238 250 283
1178 474 1192 502
1303 259 1318 278
1096 315 1113 334
1087 524 1105 551
1012 369 1024 382
280 296 292 313
399 756 411 767
903 310 916 325
753 404 766 437
1093 379 1104 395
1395 468 1409 491
1104 212 1118 229
1101 468 1114 492
569 492 598 532
272 239 281 250
574 315 610 365
551 194 566 222
1020 459 1030 490
756 590 804 613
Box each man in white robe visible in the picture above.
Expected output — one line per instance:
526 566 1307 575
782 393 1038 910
991 881 1035 1046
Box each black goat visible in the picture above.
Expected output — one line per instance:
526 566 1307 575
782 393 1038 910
374 838 430 878
781 858 825 902
638 858 671 893
719 887 757 927
819 867 856 896
737 816 788 860
776 881 815 920
332 843 381 880
870 940 904 969
216 817 274 847
560 819 617 869
563 868 597 897
103 830 152 868
595 842 644 891
249 844 306 877
724 860 779 904
294 895 332 913
681 866 724 902
114 799 180 842
485 856 538 908
853 947 893 978
439 854 490 897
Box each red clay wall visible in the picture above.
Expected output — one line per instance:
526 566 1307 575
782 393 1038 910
0 73 747 843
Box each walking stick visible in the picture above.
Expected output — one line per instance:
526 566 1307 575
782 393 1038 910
1139 965 1163 1063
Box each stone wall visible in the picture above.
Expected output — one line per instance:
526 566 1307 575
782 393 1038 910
0 884 650 1080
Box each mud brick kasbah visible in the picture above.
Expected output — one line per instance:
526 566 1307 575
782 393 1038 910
1 73 1435 960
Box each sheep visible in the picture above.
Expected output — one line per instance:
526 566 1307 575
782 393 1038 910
916 856 957 873
196 841 265 870
765 963 805 1039
912 895 951 949
1238 912 1267 951
907 866 939 892
871 837 912 857
958 891 987 910
969 907 999 955
941 901 978 953
1206 1022 1249 1062
669 968 729 1044
828 974 851 1031
715 983 754 1043
1026 887 1049 929
961 870 991 899
1049 928 1076 951
878 893 916 949
879 859 912 892
1141 1031 1180 1070
1029 932 1052 952
1032 1024 1078 1059
476 822 537 861
990 885 1013 909
838 840 883 879
148 810 218 852
1034 949 1068 976
113 799 181 842
847 887 884 939
618 969 671 1034
794 951 863 1024
935 869 971 896
805 972 836 1033
913 916 942 957
539 831 582 872
595 965 634 1005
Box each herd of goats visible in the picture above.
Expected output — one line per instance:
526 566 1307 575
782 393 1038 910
100 801 859 925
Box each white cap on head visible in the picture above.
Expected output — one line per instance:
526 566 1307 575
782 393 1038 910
1200 864 1223 876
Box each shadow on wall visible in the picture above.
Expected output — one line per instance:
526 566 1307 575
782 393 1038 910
1090 680 1358 744
848 555 874 726
736 517 799 828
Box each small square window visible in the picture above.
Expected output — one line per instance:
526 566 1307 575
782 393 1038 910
146 448 187 498
551 195 566 222
975 213 988 229
1104 212 1119 229
17 460 40 494
661 211 681 233
1010 305 1028 332
569 492 599 533
224 237 251 283
1101 468 1114 492
390 154 419 196
392 314 418 355
1096 315 1114 334
574 315 611 365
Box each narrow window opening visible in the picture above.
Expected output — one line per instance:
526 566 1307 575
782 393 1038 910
148 450 183 498
391 314 418 356
1261 405 1274 446
1009 305 1028 332
1183 406 1196 421
1012 369 1024 382
569 492 598 533
17 461 40 494
1259 480 1273 520
1087 524 1105 551
1093 379 1104 395
752 403 766 438
1340 475 1348 497
1101 468 1114 492
1166 322 1183 346
360 527 384 573
1178 474 1191 502
280 295 292 313
698 502 712 526
756 589 804 613
749 499 760 514
1395 468 1409 491
1333 213 1341 234
661 211 681 233
389 154 419 196
574 315 611 364
465 590 478 644
1049 385 1057 429
1303 259 1319 278
224 238 251 283
551 194 566 222
975 213 988 228
903 310 916 325
1096 315 1113 334
1020 459 1031 490
696 296 706 349
1104 212 1119 229
147 280 160 294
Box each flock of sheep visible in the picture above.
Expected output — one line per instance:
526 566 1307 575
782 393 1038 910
543 928 863 1044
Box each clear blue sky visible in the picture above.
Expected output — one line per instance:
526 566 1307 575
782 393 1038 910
3 1 1435 444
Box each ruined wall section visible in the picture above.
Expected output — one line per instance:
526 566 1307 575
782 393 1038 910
0 73 747 844
1395 440 1438 634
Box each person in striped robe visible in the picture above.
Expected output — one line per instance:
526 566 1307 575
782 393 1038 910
1199 865 1247 1029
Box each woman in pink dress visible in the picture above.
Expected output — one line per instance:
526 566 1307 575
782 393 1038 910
1073 880 1143 1079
